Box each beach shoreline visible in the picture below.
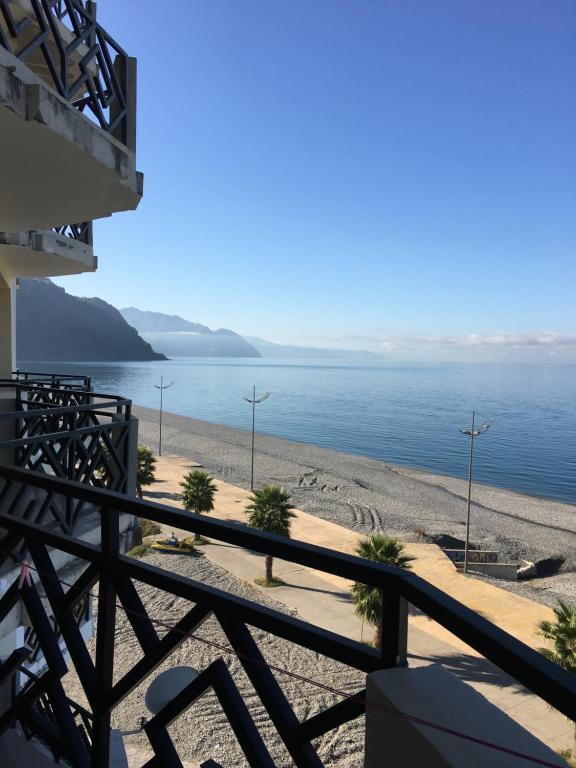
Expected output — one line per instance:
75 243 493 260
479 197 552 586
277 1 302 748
134 404 576 605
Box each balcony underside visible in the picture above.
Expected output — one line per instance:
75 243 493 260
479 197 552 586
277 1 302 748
0 48 142 231
0 230 95 279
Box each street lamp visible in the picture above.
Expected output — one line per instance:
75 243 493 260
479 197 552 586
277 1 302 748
459 411 492 574
153 376 174 457
243 385 270 490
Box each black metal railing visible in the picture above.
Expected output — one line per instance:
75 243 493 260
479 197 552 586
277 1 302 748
24 590 90 663
0 464 574 767
11 370 92 390
17 665 94 757
0 381 133 530
52 221 93 246
0 0 135 147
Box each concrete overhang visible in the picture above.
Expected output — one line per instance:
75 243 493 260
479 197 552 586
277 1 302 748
0 229 96 279
0 47 143 231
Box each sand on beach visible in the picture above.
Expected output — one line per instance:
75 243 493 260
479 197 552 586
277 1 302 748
134 405 576 606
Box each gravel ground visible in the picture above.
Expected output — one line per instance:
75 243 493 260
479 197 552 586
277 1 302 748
134 405 576 606
64 551 365 767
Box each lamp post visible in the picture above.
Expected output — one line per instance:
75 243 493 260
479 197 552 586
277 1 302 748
459 412 491 574
153 376 174 456
243 385 270 490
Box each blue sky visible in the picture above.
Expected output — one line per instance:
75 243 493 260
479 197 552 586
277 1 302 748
55 1 576 360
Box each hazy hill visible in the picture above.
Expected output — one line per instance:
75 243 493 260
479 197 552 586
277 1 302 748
121 307 260 358
244 336 382 360
16 279 166 362
120 307 212 334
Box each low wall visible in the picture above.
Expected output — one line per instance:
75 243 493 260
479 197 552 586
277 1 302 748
454 561 518 581
365 663 567 767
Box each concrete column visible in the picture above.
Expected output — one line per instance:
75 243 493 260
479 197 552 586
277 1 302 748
0 273 15 464
0 272 15 377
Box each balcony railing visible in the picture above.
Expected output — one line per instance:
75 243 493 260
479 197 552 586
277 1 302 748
11 370 92 390
0 381 134 535
0 0 135 148
16 665 94 755
0 464 574 766
52 221 93 246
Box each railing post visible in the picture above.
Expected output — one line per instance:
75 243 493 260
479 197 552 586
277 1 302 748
92 505 118 767
379 579 408 668
112 54 137 151
124 414 139 497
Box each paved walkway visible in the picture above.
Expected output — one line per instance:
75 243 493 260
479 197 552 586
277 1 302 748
141 455 572 754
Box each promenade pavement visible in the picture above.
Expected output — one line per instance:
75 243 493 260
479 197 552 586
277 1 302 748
140 455 572 754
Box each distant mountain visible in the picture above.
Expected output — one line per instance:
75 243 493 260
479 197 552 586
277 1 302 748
120 308 212 334
17 279 166 362
121 307 260 358
244 336 382 360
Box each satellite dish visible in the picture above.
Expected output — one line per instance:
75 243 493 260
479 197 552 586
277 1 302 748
145 666 199 715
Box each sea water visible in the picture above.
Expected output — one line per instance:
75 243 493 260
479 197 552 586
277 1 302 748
25 358 576 505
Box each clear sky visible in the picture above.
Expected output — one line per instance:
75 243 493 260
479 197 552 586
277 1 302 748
55 0 576 361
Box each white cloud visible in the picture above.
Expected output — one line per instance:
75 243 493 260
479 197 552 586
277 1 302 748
286 331 576 362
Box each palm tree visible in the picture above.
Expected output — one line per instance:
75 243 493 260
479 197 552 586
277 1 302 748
538 601 576 750
245 485 295 584
351 533 414 649
136 446 157 499
179 470 217 542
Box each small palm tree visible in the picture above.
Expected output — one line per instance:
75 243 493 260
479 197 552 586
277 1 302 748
351 533 414 649
245 485 295 584
136 446 157 499
538 601 576 750
179 470 217 542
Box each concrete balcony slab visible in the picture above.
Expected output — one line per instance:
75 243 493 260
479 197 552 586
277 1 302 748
0 47 142 231
0 229 96 278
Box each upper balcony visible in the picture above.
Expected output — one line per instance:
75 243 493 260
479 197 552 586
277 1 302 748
0 0 142 232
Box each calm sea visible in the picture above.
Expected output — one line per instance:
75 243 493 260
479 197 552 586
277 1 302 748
31 359 575 505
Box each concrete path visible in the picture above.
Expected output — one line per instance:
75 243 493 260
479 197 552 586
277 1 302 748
141 455 572 753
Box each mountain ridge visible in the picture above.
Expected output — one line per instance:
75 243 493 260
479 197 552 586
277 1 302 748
17 279 166 362
120 307 260 358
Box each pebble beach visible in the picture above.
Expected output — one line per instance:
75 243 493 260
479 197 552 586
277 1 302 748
134 405 576 605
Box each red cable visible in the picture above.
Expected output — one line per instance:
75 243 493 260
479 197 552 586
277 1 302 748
2 549 565 768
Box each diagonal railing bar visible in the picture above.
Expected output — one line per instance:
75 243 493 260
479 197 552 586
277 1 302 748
112 571 159 654
62 561 100 610
295 689 367 743
109 603 212 709
27 540 96 703
144 658 276 768
218 612 323 768
20 575 69 680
